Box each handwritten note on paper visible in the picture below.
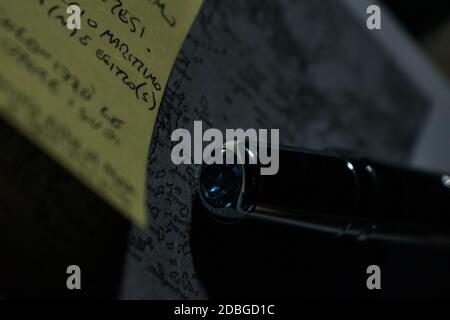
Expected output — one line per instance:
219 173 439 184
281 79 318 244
0 0 203 227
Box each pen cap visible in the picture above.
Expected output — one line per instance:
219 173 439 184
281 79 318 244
199 141 359 226
256 148 359 216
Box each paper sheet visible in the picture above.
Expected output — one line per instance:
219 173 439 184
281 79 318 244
0 0 203 227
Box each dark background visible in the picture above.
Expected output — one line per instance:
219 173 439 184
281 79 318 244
385 1 450 35
384 0 450 79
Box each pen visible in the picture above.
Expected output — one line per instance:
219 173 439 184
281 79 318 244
198 141 450 246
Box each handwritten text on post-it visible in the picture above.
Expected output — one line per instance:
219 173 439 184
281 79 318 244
0 0 203 227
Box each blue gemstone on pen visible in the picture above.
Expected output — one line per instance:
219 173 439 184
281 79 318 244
200 162 243 209
209 186 219 193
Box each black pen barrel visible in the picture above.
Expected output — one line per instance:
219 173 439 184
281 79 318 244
252 148 450 244
198 143 450 246
253 149 359 233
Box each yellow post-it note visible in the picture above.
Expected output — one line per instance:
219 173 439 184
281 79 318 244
0 0 203 227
